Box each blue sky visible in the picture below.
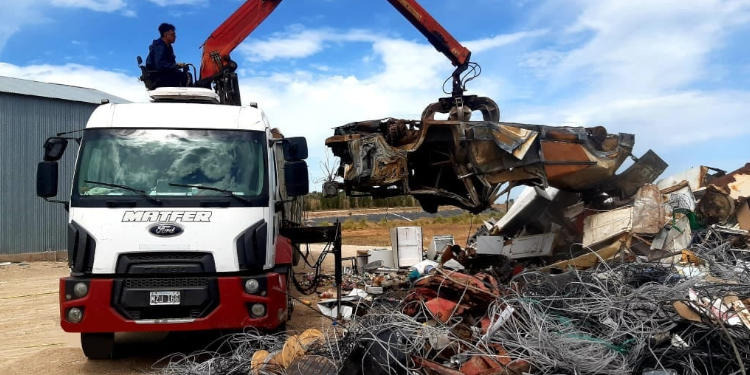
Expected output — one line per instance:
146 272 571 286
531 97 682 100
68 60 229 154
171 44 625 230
1 0 748 189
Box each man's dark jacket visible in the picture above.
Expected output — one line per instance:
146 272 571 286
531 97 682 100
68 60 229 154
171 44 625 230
146 38 177 71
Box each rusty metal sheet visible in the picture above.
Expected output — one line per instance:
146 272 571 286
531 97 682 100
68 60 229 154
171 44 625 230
711 163 750 200
324 133 360 145
491 125 538 160
631 184 665 234
738 200 750 231
541 141 592 181
696 185 736 224
604 149 668 198
341 135 407 185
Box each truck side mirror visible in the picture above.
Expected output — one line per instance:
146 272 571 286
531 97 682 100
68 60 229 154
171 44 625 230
43 137 68 161
37 161 59 198
284 161 309 197
282 137 308 161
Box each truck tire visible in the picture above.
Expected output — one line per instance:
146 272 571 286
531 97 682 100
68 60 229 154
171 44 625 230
81 332 115 359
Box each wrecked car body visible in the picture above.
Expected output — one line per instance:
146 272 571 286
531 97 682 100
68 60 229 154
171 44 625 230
325 114 666 213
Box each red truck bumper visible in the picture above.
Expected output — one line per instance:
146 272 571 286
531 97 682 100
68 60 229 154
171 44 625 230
59 273 287 333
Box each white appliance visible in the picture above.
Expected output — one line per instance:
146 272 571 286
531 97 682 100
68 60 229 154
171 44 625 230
367 248 395 268
390 226 423 267
427 235 454 260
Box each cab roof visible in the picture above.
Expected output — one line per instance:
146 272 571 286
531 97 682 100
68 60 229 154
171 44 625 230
86 102 268 131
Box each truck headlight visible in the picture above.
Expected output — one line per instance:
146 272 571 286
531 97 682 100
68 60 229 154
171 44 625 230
250 303 266 318
67 307 83 323
73 282 88 298
244 279 260 294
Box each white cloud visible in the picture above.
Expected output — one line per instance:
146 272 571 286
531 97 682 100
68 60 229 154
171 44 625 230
548 0 750 96
236 36 468 183
238 26 547 63
465 29 548 53
238 40 443 140
238 28 379 62
514 91 750 150
0 62 148 103
519 49 563 69
508 0 750 151
50 0 127 12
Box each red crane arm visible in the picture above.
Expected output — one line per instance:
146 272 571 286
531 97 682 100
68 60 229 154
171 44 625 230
386 0 471 67
199 0 282 81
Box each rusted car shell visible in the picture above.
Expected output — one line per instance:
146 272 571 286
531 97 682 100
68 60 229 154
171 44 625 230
326 118 661 213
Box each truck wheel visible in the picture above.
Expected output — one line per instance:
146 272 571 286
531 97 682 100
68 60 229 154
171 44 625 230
81 332 115 359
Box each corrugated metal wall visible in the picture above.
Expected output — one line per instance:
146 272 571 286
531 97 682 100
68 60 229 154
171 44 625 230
0 93 97 254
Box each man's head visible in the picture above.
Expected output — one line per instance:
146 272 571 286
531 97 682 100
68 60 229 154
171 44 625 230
158 23 176 44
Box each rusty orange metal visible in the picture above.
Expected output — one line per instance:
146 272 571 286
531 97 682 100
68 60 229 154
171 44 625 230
459 355 509 375
540 141 592 180
425 297 466 323
711 163 750 200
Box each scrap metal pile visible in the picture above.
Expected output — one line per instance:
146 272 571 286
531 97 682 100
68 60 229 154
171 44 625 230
153 163 750 375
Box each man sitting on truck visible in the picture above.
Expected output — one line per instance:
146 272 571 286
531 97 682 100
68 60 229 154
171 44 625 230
146 23 189 88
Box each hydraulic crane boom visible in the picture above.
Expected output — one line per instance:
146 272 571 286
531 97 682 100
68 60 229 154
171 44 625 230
387 0 470 67
197 0 474 105
199 0 281 82
386 0 472 98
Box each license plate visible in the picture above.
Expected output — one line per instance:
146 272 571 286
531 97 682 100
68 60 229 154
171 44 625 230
149 291 180 306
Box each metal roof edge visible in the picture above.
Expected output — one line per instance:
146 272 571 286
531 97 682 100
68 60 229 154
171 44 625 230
0 75 130 104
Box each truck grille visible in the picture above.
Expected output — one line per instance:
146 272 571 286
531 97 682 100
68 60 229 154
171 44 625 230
124 277 210 289
112 277 219 320
115 252 216 275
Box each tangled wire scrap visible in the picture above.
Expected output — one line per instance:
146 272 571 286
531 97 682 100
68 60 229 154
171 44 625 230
153 327 342 375
154 330 287 375
482 233 750 375
337 234 750 375
152 229 750 375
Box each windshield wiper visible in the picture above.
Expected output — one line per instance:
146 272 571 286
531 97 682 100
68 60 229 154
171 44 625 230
168 182 253 204
84 180 162 204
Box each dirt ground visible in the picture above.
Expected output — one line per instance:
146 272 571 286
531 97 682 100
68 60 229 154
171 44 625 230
304 206 426 219
342 222 477 248
310 205 498 248
0 244 370 375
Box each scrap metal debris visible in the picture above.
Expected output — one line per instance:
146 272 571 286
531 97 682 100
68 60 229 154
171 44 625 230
150 159 750 375
324 115 666 213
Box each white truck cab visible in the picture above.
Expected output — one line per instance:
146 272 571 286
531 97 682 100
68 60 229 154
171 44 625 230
36 88 309 358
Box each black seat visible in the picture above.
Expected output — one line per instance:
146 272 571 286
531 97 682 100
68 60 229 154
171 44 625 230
136 56 158 90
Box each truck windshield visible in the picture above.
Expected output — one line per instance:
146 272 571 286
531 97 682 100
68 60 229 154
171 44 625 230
73 128 267 205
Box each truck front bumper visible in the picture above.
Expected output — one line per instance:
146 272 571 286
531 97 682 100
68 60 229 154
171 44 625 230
59 274 287 333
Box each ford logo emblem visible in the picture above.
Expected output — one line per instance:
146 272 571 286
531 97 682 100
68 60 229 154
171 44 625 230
148 223 184 237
